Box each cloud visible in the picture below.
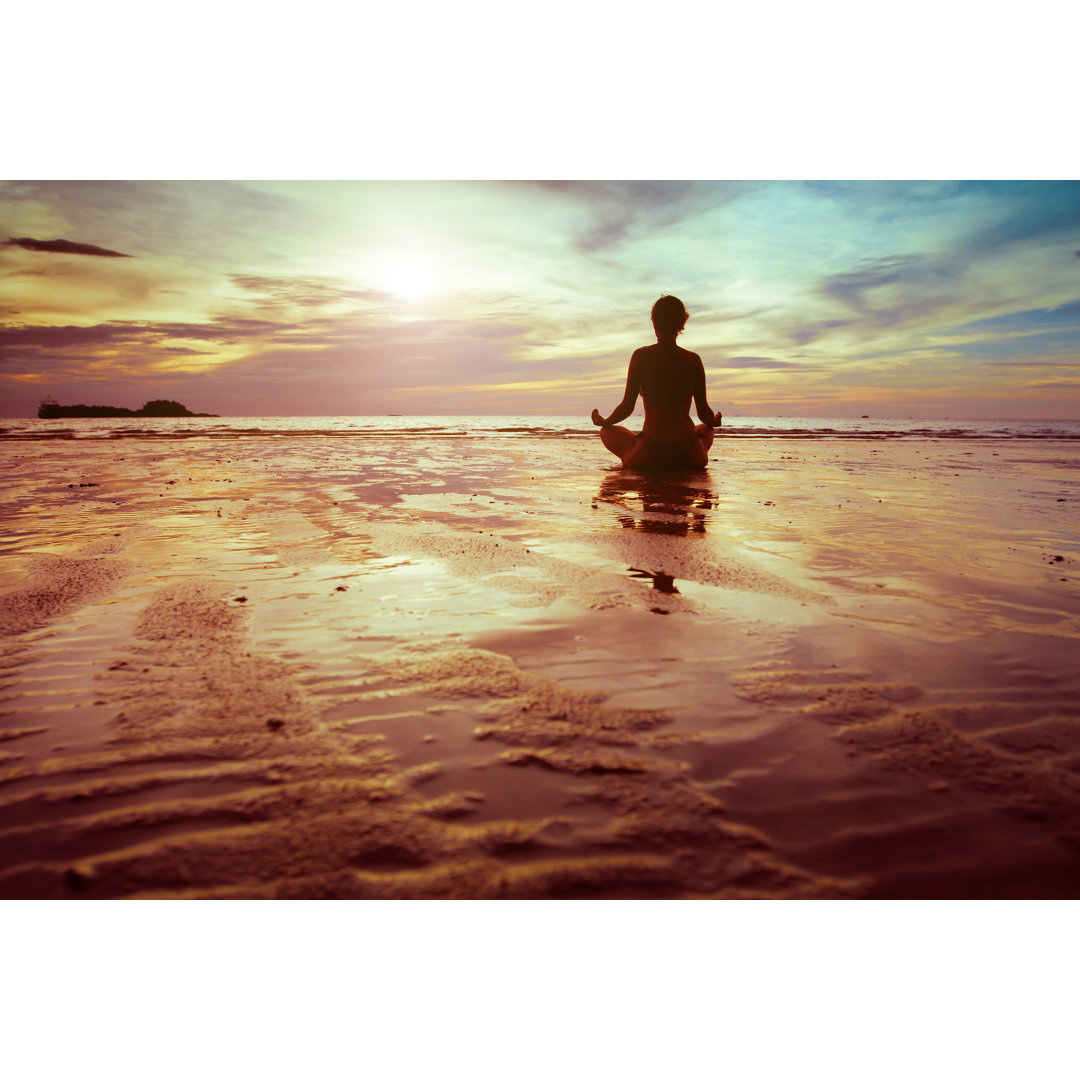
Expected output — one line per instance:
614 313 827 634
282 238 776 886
0 316 285 354
0 310 536 410
528 181 758 254
821 254 957 325
789 318 853 345
801 182 1080 255
799 183 1080 344
2 181 296 264
1016 379 1080 390
950 327 1080 361
802 180 967 204
984 361 1080 369
230 274 389 306
955 181 1080 259
717 356 812 370
4 236 132 257
955 299 1080 334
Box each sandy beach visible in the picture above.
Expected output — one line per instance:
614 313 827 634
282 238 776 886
1 425 1078 899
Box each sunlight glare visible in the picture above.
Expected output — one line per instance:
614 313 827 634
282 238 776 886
378 252 442 302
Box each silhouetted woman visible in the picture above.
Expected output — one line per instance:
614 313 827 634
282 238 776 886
591 295 721 470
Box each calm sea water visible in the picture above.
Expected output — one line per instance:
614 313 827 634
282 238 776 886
3 415 1080 441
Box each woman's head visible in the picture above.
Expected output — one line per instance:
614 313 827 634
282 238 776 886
651 294 689 337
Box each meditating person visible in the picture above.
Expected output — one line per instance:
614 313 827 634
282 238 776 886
591 295 722 470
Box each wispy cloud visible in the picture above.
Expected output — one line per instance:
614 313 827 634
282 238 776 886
4 236 132 257
821 254 958 325
529 181 757 254
1016 379 1080 390
955 182 1080 258
950 328 1080 361
0 310 536 404
230 274 389 307
984 360 1080 369
956 299 1080 334
789 319 853 345
0 317 283 353
795 182 1080 347
718 356 816 370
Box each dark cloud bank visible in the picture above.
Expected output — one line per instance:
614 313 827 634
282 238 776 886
4 236 132 258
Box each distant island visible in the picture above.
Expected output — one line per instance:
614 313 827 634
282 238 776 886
38 398 218 419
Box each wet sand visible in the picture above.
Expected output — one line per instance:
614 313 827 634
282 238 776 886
1 431 1079 899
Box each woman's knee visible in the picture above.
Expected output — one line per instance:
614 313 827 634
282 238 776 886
601 425 634 457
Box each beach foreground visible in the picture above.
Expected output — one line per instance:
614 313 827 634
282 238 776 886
2 428 1079 899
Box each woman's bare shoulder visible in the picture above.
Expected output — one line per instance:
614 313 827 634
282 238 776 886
629 344 660 371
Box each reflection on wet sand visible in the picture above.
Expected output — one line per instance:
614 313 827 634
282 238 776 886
5 433 1080 899
597 468 717 536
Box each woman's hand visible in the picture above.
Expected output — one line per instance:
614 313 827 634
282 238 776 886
591 408 605 427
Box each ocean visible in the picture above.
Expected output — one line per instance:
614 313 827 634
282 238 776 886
3 415 1080 441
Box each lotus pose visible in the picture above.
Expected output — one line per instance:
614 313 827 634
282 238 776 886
591 295 721 470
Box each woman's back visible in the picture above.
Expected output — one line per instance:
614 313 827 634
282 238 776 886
634 342 703 441
635 341 699 398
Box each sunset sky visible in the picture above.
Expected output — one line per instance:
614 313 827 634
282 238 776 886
2 179 1078 419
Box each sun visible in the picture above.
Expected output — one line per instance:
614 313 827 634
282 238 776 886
377 252 441 302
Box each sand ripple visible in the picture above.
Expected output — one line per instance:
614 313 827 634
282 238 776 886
0 581 853 899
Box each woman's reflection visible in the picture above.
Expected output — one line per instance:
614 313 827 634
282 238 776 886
596 468 717 536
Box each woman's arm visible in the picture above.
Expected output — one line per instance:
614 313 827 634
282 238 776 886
691 354 721 427
592 353 642 427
